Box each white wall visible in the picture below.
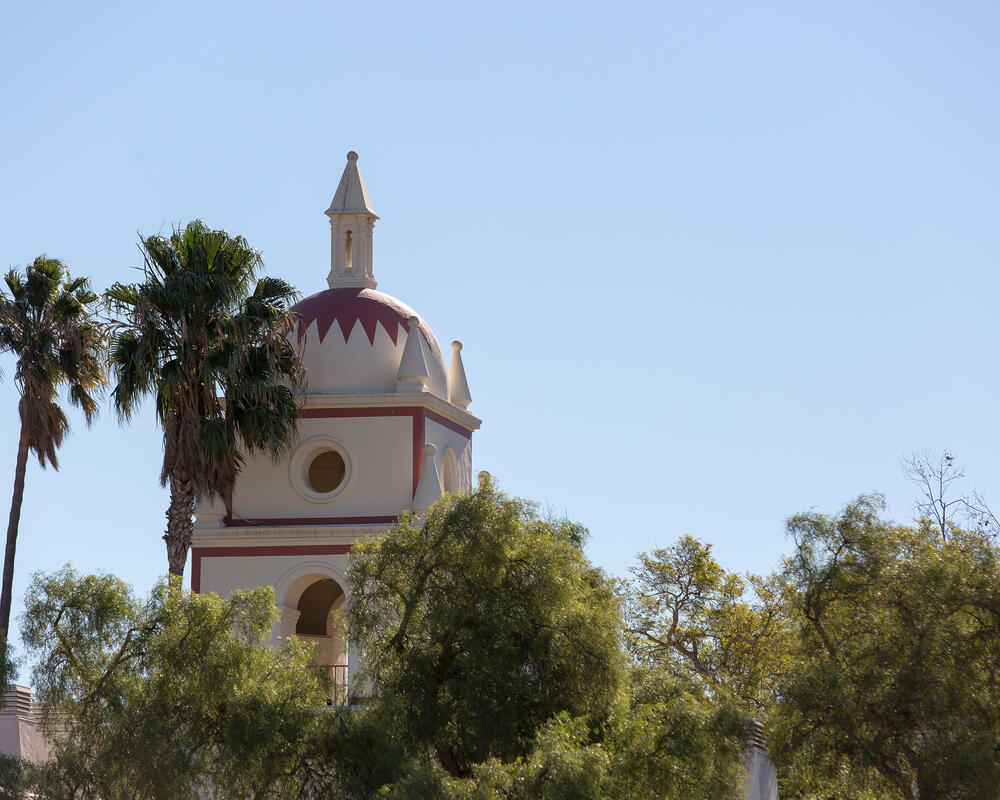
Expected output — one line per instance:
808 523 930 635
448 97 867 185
232 416 413 520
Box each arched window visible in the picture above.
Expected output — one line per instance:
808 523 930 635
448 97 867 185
442 448 458 493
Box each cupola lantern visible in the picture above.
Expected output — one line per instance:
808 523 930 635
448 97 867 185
326 151 379 289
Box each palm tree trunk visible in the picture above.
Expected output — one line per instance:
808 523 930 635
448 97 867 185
164 475 195 577
0 426 30 642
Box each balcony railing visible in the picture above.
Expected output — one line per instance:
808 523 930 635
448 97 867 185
309 664 348 705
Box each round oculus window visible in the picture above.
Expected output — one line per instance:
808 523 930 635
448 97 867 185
307 450 346 494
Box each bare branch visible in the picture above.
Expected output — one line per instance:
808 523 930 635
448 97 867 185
903 449 997 541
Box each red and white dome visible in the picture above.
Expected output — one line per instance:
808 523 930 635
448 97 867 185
291 287 448 398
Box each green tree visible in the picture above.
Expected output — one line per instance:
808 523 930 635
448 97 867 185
0 257 105 649
772 495 1000 800
105 221 303 576
13 487 752 800
346 478 626 778
313 482 749 800
20 567 327 800
0 753 24 800
621 535 790 713
326 669 748 800
601 666 748 800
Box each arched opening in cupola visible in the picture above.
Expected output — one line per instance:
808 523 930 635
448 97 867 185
344 229 353 271
295 577 348 704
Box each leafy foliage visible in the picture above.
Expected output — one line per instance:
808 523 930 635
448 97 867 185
622 489 1000 800
599 667 748 800
0 257 105 466
9 483 754 800
0 753 23 800
347 477 625 777
0 256 105 644
327 480 749 799
20 567 327 800
621 535 790 713
105 221 303 574
771 495 1000 800
317 669 748 800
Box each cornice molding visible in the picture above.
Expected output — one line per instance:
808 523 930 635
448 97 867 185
299 391 482 431
193 525 389 548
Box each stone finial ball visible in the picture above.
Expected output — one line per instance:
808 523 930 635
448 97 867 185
407 315 420 328
347 151 359 161
451 340 463 351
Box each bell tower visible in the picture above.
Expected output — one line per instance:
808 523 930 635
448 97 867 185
190 152 481 703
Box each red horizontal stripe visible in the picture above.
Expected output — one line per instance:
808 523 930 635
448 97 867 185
191 543 355 593
194 544 353 558
224 515 397 526
299 407 419 419
298 406 473 438
424 409 473 439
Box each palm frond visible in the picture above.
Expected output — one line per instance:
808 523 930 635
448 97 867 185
0 257 107 465
107 221 304 499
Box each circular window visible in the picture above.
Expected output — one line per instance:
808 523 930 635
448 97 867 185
289 436 353 503
308 450 346 493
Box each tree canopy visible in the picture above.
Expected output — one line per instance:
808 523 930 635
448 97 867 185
315 479 751 800
9 485 753 800
346 477 626 777
622 534 790 713
770 495 1000 800
619 479 1000 800
0 257 105 657
19 474 997 799
105 220 303 575
19 568 327 800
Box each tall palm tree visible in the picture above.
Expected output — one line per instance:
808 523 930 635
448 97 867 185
105 220 303 577
0 257 106 642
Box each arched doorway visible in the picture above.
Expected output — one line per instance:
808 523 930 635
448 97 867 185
294 577 348 704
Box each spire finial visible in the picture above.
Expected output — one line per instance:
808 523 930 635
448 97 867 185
326 151 378 289
412 443 442 512
397 317 430 393
448 340 472 409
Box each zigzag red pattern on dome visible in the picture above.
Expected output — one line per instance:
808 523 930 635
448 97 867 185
291 288 440 357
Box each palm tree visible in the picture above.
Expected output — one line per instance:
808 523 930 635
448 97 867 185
105 220 303 577
0 257 106 642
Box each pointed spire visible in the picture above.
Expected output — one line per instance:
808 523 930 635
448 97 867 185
447 341 472 409
326 151 379 289
397 316 429 392
412 444 442 512
326 151 376 215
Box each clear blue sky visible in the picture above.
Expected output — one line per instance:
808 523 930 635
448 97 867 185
1 0 998 671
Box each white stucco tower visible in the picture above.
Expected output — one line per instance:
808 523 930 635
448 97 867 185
190 152 481 696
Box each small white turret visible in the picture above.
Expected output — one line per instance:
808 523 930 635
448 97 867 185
397 316 430 392
448 341 472 409
412 444 442 512
326 151 379 289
